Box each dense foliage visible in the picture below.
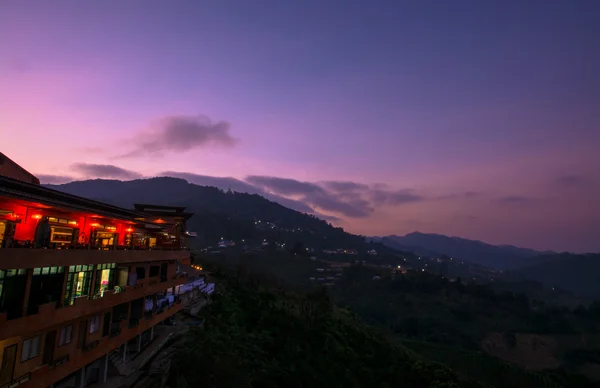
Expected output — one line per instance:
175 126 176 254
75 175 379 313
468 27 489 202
169 272 480 388
510 253 600 298
332 266 600 348
48 178 393 251
331 266 600 387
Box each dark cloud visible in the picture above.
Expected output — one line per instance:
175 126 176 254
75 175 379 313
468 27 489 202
246 176 324 196
435 191 481 201
315 213 342 222
497 195 536 205
321 181 369 192
306 192 373 218
117 115 236 158
71 163 143 180
162 171 258 194
162 171 315 214
36 174 74 184
264 195 315 214
371 188 425 205
247 175 373 217
555 174 586 188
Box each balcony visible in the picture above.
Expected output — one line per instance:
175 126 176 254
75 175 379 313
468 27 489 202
0 247 191 270
0 274 188 341
19 302 183 388
0 372 30 388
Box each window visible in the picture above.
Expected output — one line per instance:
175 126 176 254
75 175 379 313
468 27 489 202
149 266 160 277
58 325 73 346
136 267 146 280
89 315 100 333
21 335 41 362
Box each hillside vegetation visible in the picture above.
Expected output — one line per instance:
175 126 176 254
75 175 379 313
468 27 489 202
193 252 600 387
169 270 481 388
47 178 382 251
510 253 600 298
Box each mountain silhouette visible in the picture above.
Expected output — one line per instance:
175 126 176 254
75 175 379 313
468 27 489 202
45 178 369 250
373 232 551 270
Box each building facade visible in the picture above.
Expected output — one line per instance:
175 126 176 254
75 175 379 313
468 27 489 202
0 162 194 388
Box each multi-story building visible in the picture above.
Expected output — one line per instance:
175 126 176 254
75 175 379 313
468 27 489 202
0 154 195 388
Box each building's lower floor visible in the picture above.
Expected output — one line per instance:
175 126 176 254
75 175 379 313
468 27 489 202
52 323 163 388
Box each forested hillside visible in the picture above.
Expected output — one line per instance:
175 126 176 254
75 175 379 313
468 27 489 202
46 178 377 250
169 270 481 388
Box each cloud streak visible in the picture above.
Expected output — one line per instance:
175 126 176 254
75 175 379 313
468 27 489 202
161 171 315 214
36 174 74 184
247 175 374 217
71 163 143 180
497 195 536 205
371 188 425 205
37 164 540 229
116 115 237 159
555 174 587 188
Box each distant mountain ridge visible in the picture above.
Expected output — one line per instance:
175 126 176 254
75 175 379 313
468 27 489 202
44 178 375 251
372 232 552 270
510 253 600 298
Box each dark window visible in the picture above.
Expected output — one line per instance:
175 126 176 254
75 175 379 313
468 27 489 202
160 263 168 282
136 267 146 280
102 312 111 337
149 266 160 278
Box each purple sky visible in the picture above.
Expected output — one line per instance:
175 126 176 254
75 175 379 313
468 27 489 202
1 0 599 252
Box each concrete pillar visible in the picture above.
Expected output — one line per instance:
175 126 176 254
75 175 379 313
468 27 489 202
150 326 154 341
77 367 86 388
121 343 128 363
98 353 109 383
137 334 142 352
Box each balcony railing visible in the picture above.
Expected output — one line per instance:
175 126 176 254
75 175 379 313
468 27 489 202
49 355 69 370
1 240 191 251
83 340 100 352
128 317 140 329
25 301 185 388
109 322 121 338
0 372 30 388
0 274 189 341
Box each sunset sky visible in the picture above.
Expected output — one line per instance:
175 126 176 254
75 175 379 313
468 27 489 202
1 0 598 252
